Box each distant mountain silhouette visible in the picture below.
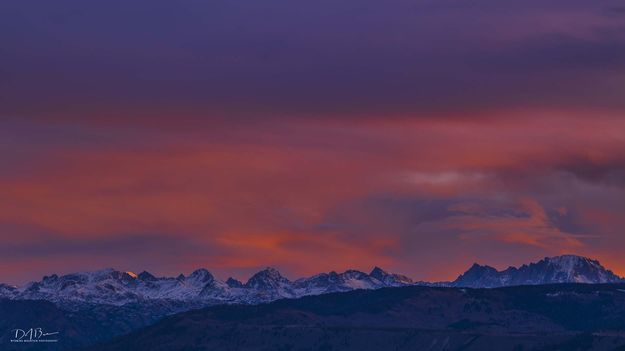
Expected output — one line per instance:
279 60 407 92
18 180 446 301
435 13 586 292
452 255 622 288
2 255 620 308
2 255 624 350
0 266 413 306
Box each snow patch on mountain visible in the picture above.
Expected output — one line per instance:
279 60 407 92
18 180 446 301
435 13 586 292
2 255 622 306
1 266 414 306
452 255 623 288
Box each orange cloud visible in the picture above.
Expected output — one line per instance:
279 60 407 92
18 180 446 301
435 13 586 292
1 111 624 283
450 198 585 250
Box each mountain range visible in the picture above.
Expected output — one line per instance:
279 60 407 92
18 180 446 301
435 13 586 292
2 254 624 350
451 255 622 288
0 266 414 306
0 255 622 308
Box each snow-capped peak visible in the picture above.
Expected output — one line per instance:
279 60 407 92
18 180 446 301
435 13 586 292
369 267 414 286
138 271 157 281
538 255 618 283
452 255 623 288
188 268 214 284
544 255 595 273
370 266 388 277
2 255 622 307
245 267 290 289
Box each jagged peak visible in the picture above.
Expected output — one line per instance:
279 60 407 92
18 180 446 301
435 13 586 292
251 267 284 280
138 271 156 281
190 268 210 274
245 267 290 289
189 268 214 282
453 255 623 288
466 263 498 272
262 267 281 274
453 263 499 284
370 266 388 276
543 254 594 265
537 255 607 272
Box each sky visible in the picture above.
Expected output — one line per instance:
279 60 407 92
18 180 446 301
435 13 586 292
1 0 625 284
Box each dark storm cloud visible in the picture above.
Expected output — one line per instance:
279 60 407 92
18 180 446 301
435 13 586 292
1 0 625 122
558 158 625 188
320 193 586 241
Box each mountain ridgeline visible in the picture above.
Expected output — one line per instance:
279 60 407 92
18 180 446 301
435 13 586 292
451 255 622 288
0 255 621 307
1 255 625 351
0 266 414 306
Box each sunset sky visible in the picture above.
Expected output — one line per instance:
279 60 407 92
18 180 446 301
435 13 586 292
1 0 625 284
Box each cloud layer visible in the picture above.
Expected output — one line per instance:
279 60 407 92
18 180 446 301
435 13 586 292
1 0 624 283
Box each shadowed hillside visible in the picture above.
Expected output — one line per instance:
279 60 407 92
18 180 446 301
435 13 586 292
87 284 625 351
